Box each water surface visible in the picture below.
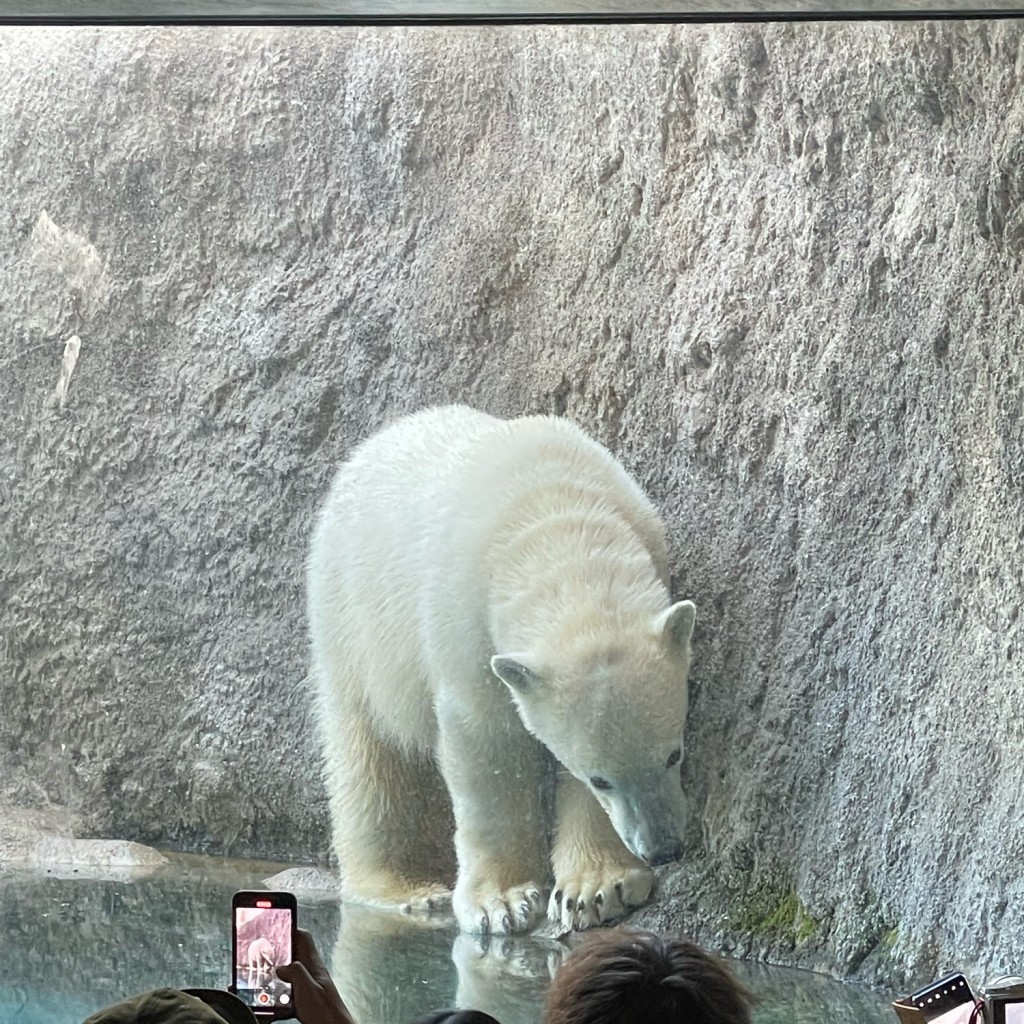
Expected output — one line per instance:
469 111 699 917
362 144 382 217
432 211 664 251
2 853 894 1024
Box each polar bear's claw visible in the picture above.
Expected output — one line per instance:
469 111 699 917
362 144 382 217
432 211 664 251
396 883 454 915
458 882 547 935
550 864 654 931
425 890 453 912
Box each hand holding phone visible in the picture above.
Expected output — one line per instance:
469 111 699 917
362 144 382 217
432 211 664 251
276 929 359 1024
232 890 298 1020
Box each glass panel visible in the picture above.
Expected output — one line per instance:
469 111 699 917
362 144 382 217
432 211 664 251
4 6 1021 1022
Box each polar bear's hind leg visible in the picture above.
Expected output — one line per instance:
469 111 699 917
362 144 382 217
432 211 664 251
324 692 455 913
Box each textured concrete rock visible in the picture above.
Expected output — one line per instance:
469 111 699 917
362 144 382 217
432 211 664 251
23 837 168 867
8 837 170 882
2 22 1022 985
263 865 340 899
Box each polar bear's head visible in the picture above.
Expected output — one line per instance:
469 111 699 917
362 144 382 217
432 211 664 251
491 599 696 867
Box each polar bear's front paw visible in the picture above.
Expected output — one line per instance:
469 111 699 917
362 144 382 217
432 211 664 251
454 882 547 935
548 863 654 931
341 876 453 916
399 884 454 915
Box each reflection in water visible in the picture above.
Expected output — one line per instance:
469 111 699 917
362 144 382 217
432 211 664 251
1 852 893 1024
1 853 339 1024
330 904 558 1024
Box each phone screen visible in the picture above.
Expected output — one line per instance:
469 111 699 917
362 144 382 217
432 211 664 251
233 904 294 1014
929 1002 976 1024
911 973 975 1024
994 1003 1024 1024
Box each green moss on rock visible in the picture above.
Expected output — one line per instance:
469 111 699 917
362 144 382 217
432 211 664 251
731 880 819 945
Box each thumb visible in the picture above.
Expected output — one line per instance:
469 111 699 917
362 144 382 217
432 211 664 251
275 961 312 985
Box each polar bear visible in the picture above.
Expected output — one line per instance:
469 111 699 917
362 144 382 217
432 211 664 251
246 937 275 973
307 405 695 935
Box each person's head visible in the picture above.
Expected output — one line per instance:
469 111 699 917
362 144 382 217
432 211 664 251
544 928 755 1024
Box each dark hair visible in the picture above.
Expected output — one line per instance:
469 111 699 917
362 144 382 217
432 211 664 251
544 928 755 1024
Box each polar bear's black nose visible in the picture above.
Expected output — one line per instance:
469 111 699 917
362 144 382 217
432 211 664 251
644 840 684 867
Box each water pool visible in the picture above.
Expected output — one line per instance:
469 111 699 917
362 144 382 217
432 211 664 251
1 853 894 1024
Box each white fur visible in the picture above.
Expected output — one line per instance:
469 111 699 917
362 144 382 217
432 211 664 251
307 405 695 934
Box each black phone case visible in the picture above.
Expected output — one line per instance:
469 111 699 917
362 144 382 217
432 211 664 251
894 974 976 1024
231 891 297 1021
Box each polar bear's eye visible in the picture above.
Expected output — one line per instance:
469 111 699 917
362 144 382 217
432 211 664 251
666 748 681 768
590 776 613 791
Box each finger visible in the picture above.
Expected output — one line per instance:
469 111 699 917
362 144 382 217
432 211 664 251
287 959 358 1024
275 960 314 989
291 929 333 984
292 929 321 965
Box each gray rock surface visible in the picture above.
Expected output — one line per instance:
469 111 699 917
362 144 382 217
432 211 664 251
8 837 169 882
263 865 340 899
2 21 1022 986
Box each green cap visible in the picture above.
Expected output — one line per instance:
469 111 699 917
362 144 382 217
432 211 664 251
83 987 261 1024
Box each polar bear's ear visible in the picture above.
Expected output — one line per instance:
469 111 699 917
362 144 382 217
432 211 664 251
654 600 696 649
491 655 544 694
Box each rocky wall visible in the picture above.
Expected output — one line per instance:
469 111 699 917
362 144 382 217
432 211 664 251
2 20 1023 985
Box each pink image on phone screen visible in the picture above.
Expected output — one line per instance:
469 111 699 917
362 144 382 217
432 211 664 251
234 906 293 1010
928 1002 976 1024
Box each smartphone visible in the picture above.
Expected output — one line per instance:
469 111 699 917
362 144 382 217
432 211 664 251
992 1002 1024 1024
984 976 1024 1024
231 890 297 1019
908 973 977 1024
